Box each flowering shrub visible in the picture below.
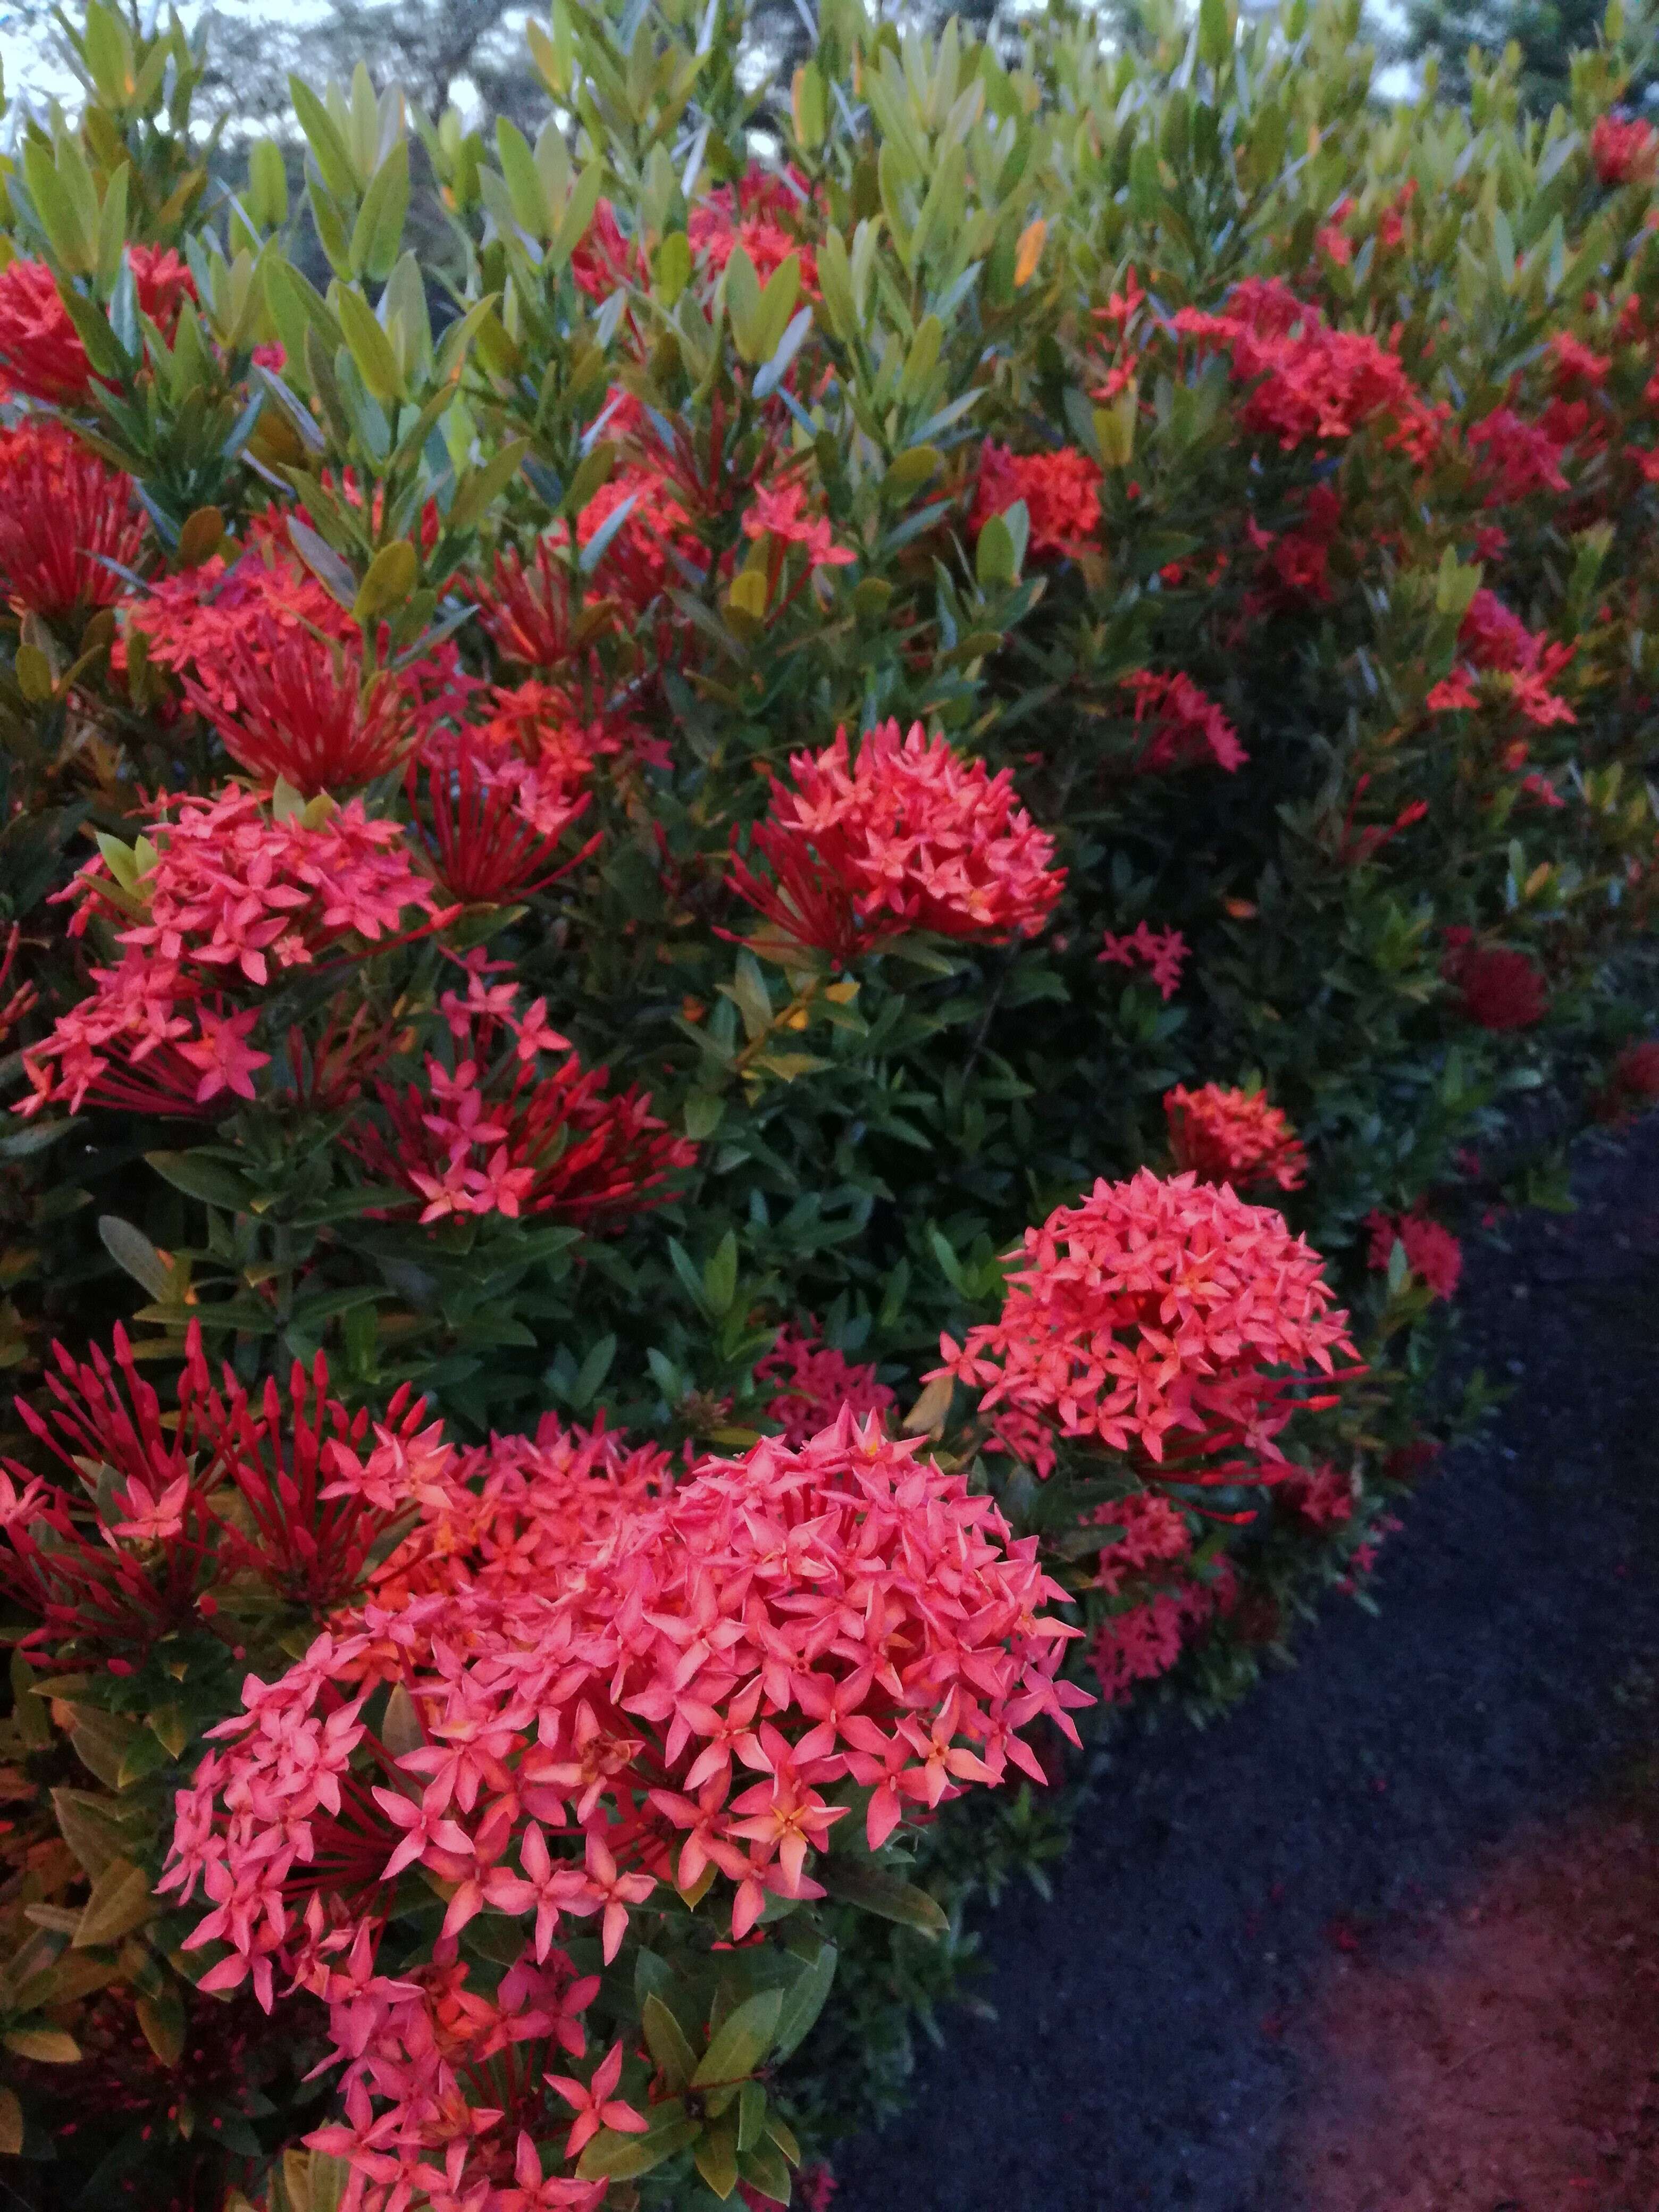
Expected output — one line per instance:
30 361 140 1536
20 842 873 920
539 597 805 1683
0 0 1656 2202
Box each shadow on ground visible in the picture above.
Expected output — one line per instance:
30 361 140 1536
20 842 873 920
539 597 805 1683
832 1114 1659 2212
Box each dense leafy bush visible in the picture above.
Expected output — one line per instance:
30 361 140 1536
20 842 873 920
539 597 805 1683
0 0 1656 2203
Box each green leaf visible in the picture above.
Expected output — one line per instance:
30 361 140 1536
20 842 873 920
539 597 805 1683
642 1992 698 2092
332 280 405 403
73 1856 155 1948
691 1987 783 2088
575 2109 700 2180
98 1214 173 1300
353 539 418 623
290 75 361 205
136 1989 186 2067
820 1861 949 1935
2 2025 79 2064
51 1789 129 1880
448 438 530 534
350 140 410 280
145 1151 256 1213
737 2138 794 2204
702 1230 739 1317
288 517 359 608
23 141 93 270
771 1939 836 2061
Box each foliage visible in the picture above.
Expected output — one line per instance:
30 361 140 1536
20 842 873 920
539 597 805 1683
0 0 1654 2205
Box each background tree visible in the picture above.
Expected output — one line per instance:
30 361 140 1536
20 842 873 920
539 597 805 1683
1398 0 1658 113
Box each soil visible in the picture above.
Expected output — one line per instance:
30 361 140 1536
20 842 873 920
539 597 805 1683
832 1111 1659 2212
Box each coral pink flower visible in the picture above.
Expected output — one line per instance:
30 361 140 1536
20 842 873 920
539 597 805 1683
1365 1209 1463 1301
727 720 1065 963
1164 1083 1309 1193
971 442 1103 559
741 480 854 569
754 1323 896 1445
0 246 194 404
18 785 450 1119
1090 1489 1193 1595
161 1409 1085 2202
1098 921 1188 1000
936 1168 1358 1481
0 419 147 618
1121 670 1247 774
546 2042 648 2159
1277 1462 1356 1530
1091 1564 1236 1703
1592 112 1657 187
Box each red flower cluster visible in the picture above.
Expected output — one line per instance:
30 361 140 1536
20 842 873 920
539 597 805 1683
937 1168 1358 1480
1467 406 1571 503
1440 929 1549 1031
1594 1037 1659 1123
727 719 1065 963
1098 920 1188 1000
1277 1462 1356 1530
753 1323 896 1446
347 978 695 1228
1090 1568 1237 1704
1091 1488 1193 1595
971 443 1103 559
0 246 193 404
688 165 819 290
741 480 854 572
1244 483 1343 610
1428 589 1576 727
1174 279 1436 453
1365 1209 1463 1301
20 785 448 1118
1121 669 1247 773
407 726 599 904
1163 1083 1309 1193
160 1414 1086 2205
0 419 146 619
1592 112 1657 188
0 1322 438 1655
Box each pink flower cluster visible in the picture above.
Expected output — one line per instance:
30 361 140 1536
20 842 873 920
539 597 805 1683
937 1168 1358 1480
0 246 194 404
19 786 450 1118
1365 1210 1463 1301
1097 921 1188 1000
727 719 1065 963
1163 1082 1309 1193
1121 670 1247 774
161 1413 1086 2208
754 1324 897 1446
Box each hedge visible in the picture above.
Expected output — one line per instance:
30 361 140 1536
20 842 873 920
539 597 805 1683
0 0 1656 2205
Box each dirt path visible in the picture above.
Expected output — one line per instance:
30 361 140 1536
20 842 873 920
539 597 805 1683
832 1114 1659 2212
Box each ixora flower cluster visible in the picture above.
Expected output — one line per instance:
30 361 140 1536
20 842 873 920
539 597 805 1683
938 1168 1358 1484
157 1414 1086 2209
726 719 1065 963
